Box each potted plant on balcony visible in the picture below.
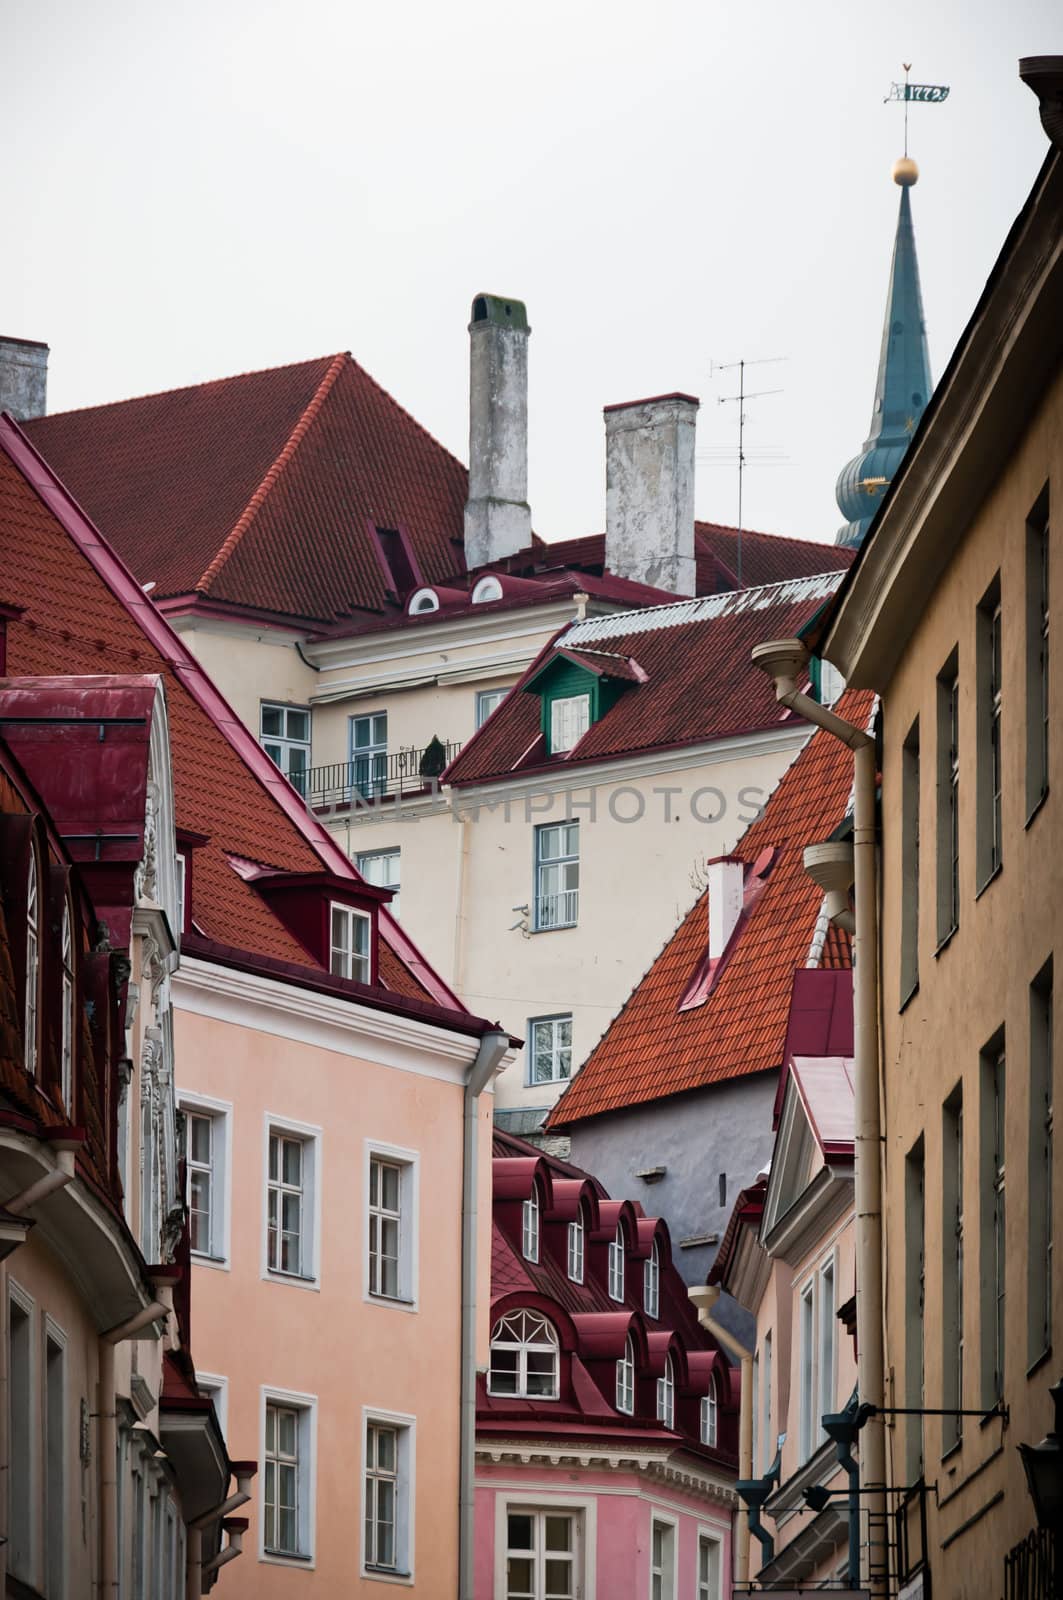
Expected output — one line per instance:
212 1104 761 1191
419 736 448 782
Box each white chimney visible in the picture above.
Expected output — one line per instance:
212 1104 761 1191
0 336 48 420
707 857 745 959
463 294 531 569
604 392 698 596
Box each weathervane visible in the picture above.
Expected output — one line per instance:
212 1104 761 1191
885 64 950 156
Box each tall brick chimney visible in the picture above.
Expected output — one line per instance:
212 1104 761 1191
604 393 698 596
463 294 531 569
0 337 48 420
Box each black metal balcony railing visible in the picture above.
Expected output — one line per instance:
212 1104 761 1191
1005 1526 1058 1600
295 743 462 810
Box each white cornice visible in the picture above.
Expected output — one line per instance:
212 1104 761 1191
172 957 508 1086
167 614 308 647
305 601 579 676
309 647 532 705
474 1438 738 1507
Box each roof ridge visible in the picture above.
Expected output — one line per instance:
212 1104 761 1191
36 352 344 423
195 353 348 593
695 520 844 555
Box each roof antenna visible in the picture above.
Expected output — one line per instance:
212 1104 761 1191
711 357 786 586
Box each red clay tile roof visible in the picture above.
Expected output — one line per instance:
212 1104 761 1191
447 575 848 787
25 355 470 624
0 417 473 1017
546 689 875 1127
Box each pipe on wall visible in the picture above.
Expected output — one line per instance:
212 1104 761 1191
689 1283 753 1585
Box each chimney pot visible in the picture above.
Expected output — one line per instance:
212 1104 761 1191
707 856 744 959
0 336 48 420
463 293 531 569
604 393 698 596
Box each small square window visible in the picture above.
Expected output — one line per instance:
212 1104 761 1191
330 903 371 983
528 1015 573 1084
549 694 590 754
356 849 400 917
476 687 508 728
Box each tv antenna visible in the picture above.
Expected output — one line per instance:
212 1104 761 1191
711 356 786 584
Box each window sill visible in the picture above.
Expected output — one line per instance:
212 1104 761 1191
974 862 1003 902
1026 1344 1053 1380
190 1250 230 1272
367 1292 417 1312
940 1437 963 1465
263 1268 320 1292
1026 786 1049 829
530 923 578 935
363 1565 413 1585
263 1548 314 1567
934 924 959 959
898 978 920 1014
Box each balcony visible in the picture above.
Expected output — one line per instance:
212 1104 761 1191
295 742 462 812
1005 1526 1058 1600
533 889 579 931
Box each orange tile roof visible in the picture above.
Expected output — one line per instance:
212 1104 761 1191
547 690 875 1126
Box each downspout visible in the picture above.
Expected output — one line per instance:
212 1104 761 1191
4 1143 79 1215
459 1028 509 1600
689 1284 753 1585
186 1463 256 1599
201 1517 248 1579
752 640 886 1589
99 1301 170 1598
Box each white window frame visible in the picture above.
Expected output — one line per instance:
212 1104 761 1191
656 1353 675 1430
60 899 74 1112
24 850 39 1077
701 1381 718 1447
492 1492 598 1600
196 1371 229 1438
8 1279 36 1584
527 1013 573 1086
179 1092 232 1269
330 902 372 984
363 1140 419 1311
349 710 389 799
616 1334 635 1415
798 1279 815 1462
260 702 312 791
476 686 508 728
260 1387 317 1567
488 1310 560 1400
360 1407 416 1584
549 693 591 754
567 1210 585 1284
643 1240 660 1320
262 1115 322 1289
522 1186 540 1263
43 1314 67 1600
696 1527 724 1600
356 848 401 917
533 822 579 932
649 1512 677 1600
818 1262 835 1429
799 1250 837 1463
608 1223 625 1302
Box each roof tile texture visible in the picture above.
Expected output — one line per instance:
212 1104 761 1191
547 690 874 1126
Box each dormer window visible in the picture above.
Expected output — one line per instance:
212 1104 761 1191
522 1185 540 1263
330 904 371 984
700 1380 718 1446
471 575 503 605
616 1335 635 1414
550 695 590 755
608 1223 625 1302
644 1240 660 1319
409 587 440 615
489 1310 559 1398
60 901 75 1113
24 851 39 1077
567 1208 585 1284
656 1354 675 1429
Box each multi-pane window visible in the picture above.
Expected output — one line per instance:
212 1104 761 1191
364 1423 398 1571
905 1138 926 1479
650 1520 675 1600
936 658 960 941
330 903 371 983
701 1382 718 1447
186 1112 214 1256
818 1261 835 1425
549 694 590 755
615 1335 635 1414
528 1015 573 1084
267 1132 308 1278
697 1535 722 1600
977 582 1003 886
901 720 920 1001
260 703 311 794
368 1157 402 1299
567 1210 585 1284
643 1240 660 1319
476 687 508 728
522 1187 540 1263
656 1353 675 1429
264 1403 300 1556
1026 494 1050 813
534 823 579 931
24 852 39 1075
349 711 388 798
356 849 400 917
607 1223 625 1302
990 603 1003 870
488 1310 559 1399
1029 963 1053 1363
943 1088 964 1449
60 900 74 1111
797 1264 837 1462
799 1281 815 1461
981 1043 1007 1405
504 1509 578 1600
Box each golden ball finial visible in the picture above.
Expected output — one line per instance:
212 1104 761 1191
892 156 919 186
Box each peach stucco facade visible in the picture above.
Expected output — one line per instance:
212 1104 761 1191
173 957 500 1592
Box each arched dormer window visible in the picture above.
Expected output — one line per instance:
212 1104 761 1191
608 1222 625 1302
24 850 40 1077
471 575 503 605
522 1185 540 1263
700 1378 719 1446
643 1238 660 1319
657 1353 675 1429
567 1206 585 1284
616 1334 635 1414
488 1310 559 1399
60 900 74 1112
408 587 440 615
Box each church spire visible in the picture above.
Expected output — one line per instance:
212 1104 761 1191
835 158 933 547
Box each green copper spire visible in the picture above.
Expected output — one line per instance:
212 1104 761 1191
835 160 933 547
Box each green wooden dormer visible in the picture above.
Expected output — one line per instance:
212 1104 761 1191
523 646 647 756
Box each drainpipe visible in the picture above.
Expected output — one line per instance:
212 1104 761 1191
201 1517 248 1579
688 1284 753 1585
751 640 886 1588
186 1462 256 1599
459 1028 510 1600
99 1301 170 1598
4 1142 79 1215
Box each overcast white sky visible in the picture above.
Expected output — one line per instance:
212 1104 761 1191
6 0 1058 546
